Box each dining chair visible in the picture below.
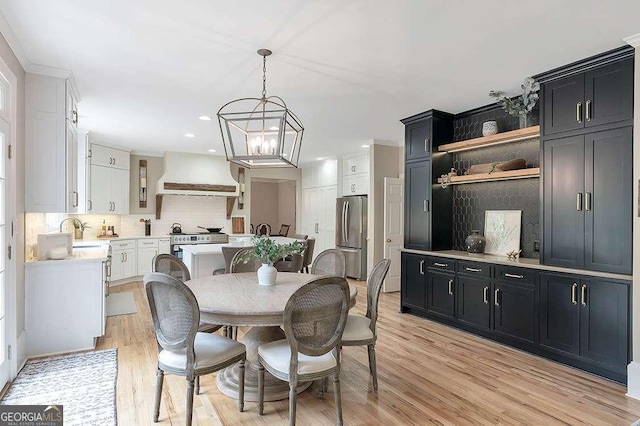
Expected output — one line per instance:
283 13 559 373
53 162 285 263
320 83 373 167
255 223 271 236
144 272 246 426
310 248 346 278
292 233 308 240
213 246 247 275
340 258 391 391
300 237 315 273
152 254 222 334
230 248 258 273
274 224 291 237
273 253 304 272
257 276 350 425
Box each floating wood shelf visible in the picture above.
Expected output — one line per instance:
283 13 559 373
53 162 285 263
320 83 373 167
438 126 540 153
437 168 540 185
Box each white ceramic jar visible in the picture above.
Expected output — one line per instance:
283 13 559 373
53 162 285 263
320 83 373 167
482 121 498 136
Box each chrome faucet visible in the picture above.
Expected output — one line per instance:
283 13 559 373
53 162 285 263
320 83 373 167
59 217 81 233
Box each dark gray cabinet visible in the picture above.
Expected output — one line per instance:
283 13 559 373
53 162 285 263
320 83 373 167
456 275 491 330
543 127 632 274
404 118 431 161
539 272 629 371
427 270 455 318
542 58 633 136
494 281 536 344
401 252 426 311
404 161 430 250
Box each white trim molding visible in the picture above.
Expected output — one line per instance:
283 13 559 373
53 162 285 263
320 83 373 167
0 8 29 69
26 64 81 102
627 362 640 400
624 33 640 48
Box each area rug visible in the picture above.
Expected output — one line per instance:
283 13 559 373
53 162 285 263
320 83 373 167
1 349 118 425
106 292 137 316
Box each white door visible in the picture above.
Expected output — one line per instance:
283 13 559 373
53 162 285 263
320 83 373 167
383 177 403 292
0 118 10 385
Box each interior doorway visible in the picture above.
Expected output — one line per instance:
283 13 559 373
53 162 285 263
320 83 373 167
250 178 296 237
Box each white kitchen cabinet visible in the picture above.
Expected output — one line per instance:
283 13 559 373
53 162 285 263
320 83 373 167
26 258 106 356
302 159 337 189
342 173 369 196
66 80 79 129
301 185 336 258
87 150 130 214
90 143 130 170
111 239 136 281
159 238 170 255
343 154 368 176
137 239 159 276
25 73 80 212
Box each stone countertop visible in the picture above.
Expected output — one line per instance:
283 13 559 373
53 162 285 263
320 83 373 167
181 237 304 255
27 247 109 264
74 235 169 246
401 249 632 281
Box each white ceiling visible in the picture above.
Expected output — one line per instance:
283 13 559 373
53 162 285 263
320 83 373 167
1 0 639 164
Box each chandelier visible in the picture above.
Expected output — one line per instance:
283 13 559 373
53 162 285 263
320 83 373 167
217 49 304 168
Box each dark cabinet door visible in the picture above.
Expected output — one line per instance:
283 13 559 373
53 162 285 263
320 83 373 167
404 160 431 250
405 118 431 161
584 59 633 128
543 74 585 135
584 127 632 274
427 271 455 318
493 281 536 344
539 273 580 355
542 135 585 269
401 253 426 310
456 275 491 330
579 278 628 369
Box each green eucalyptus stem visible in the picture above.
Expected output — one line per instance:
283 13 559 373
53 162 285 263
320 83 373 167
234 235 304 266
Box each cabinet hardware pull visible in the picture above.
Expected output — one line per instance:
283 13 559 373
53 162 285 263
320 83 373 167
495 289 500 306
121 252 124 262
571 283 578 305
448 279 453 295
88 200 92 210
434 262 448 267
423 200 427 212
113 157 116 166
581 284 587 306
585 192 591 212
576 102 582 123
483 286 489 304
124 252 128 262
504 273 524 279
465 267 482 272
419 260 424 275
586 100 591 121
576 192 582 211
424 138 428 152
113 202 116 212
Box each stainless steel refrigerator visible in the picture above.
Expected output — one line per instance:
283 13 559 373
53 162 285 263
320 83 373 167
336 195 367 280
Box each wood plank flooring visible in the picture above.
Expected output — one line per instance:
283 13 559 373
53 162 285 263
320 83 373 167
96 280 640 425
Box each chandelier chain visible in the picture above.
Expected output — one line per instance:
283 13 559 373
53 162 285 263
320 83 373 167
262 55 267 98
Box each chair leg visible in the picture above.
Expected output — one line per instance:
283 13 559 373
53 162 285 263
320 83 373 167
332 373 343 426
195 376 200 395
223 326 228 338
368 344 378 391
186 377 195 426
258 363 265 415
316 379 324 399
238 359 245 412
153 369 164 423
289 383 297 426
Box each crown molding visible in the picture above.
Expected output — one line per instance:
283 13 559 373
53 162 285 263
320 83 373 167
624 33 640 48
25 64 81 102
0 8 29 70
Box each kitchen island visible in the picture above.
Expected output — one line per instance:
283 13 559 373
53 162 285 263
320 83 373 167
181 236 303 279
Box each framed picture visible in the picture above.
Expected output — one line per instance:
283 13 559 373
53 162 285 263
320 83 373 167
484 210 522 255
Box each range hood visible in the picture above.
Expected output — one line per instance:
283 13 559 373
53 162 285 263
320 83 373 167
155 152 239 219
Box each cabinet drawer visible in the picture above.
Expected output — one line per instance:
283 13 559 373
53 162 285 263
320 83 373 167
137 239 159 248
457 261 490 277
427 257 455 272
494 265 535 285
112 239 136 250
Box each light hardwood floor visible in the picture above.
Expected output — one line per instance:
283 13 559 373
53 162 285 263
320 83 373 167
97 280 640 425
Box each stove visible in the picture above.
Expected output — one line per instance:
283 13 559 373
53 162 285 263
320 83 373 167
169 232 229 245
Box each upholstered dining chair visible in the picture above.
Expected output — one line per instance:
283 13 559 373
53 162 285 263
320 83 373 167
340 258 391 391
274 224 291 237
144 272 247 426
213 246 248 275
230 248 259 273
310 248 346 278
255 223 271 236
152 254 222 334
257 276 350 425
273 253 304 272
292 233 308 240
300 237 315 273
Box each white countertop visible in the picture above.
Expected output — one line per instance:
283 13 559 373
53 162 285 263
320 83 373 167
27 247 109 264
181 237 303 255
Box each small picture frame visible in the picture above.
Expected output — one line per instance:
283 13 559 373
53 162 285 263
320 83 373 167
484 210 522 255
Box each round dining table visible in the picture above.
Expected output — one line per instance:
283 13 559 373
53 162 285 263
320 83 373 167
185 272 357 402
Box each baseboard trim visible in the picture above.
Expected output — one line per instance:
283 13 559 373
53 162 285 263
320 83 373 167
627 362 640 399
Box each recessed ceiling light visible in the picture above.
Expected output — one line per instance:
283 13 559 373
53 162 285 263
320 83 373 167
184 133 195 138
361 144 370 148
199 116 212 121
208 149 217 153
316 157 325 161
269 126 279 130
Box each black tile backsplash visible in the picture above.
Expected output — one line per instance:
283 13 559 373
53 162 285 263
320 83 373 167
453 105 539 142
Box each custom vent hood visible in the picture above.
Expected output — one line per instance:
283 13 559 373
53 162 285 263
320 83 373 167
155 152 239 219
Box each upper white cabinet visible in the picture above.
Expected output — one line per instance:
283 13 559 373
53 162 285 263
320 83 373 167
341 153 369 196
302 159 337 189
86 141 130 214
25 73 80 212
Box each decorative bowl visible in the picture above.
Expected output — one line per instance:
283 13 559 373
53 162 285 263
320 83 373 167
482 121 498 136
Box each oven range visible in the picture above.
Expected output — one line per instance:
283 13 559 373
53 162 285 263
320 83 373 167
170 232 229 259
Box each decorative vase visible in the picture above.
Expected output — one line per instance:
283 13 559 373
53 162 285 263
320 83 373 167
74 228 83 240
465 230 486 253
257 263 277 286
519 114 529 129
482 121 498 136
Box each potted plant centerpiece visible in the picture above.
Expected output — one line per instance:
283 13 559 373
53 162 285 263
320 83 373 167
490 77 540 128
234 235 304 286
72 220 90 240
